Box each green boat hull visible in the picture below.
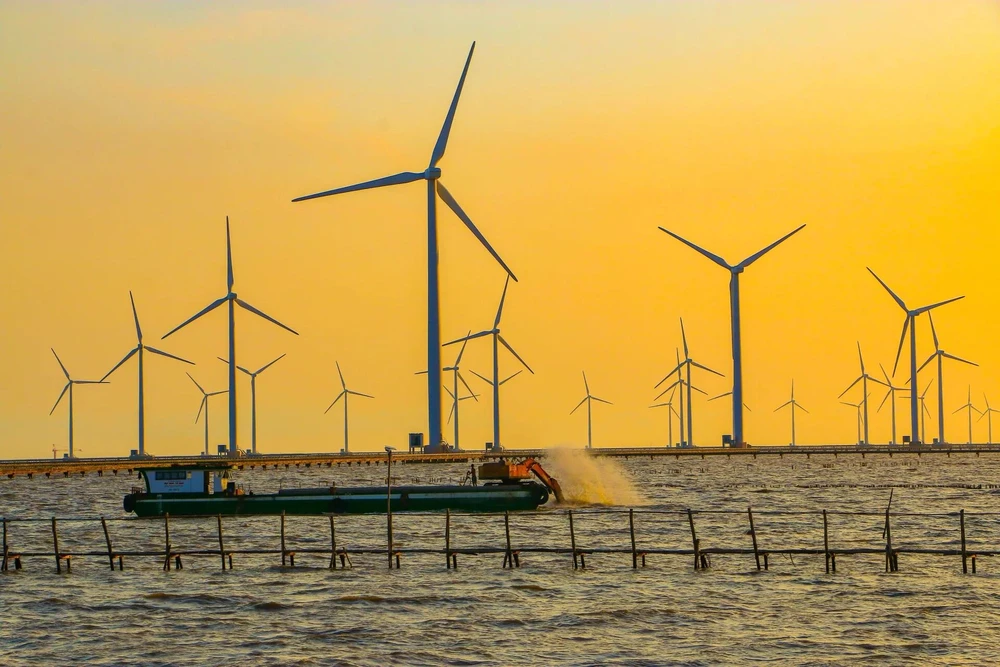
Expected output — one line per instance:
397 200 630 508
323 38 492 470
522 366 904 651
126 482 549 517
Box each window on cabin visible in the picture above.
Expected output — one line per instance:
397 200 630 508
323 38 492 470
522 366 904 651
155 471 188 481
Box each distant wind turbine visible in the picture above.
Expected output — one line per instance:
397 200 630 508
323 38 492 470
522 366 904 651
979 394 1000 445
774 380 808 447
102 292 193 457
293 43 516 453
470 369 522 449
653 349 707 447
658 225 805 446
163 218 298 455
445 276 532 451
188 373 227 455
953 386 981 445
841 400 864 446
570 372 613 450
417 330 478 450
324 362 374 454
444 384 479 438
917 312 977 445
653 319 722 447
838 343 887 446
217 354 285 455
876 364 907 446
868 268 964 444
49 349 107 459
649 386 681 448
918 379 934 445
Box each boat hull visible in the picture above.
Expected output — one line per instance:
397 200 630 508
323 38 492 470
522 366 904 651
125 482 549 517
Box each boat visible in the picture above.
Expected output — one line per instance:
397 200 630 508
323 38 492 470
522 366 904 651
123 458 564 517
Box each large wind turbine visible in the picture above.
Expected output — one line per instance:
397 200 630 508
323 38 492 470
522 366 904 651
917 313 977 445
953 386 981 445
163 218 298 455
570 372 613 449
325 362 374 454
876 364 907 446
217 354 284 455
867 268 964 444
653 319 722 447
49 349 106 458
979 394 1000 444
445 276 532 451
188 373 227 455
102 292 193 456
774 380 808 446
838 343 887 446
293 43 516 453
650 386 680 447
658 225 805 446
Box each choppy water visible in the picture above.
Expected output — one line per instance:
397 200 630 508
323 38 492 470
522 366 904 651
3 453 1000 666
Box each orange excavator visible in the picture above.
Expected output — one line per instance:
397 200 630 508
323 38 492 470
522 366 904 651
477 457 565 504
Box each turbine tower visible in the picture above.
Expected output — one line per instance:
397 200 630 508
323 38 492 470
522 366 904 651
293 43 516 453
774 380 808 446
653 319 722 446
445 276 532 451
658 225 805 446
867 268 964 445
838 343 887 446
979 394 1000 444
188 373 227 455
570 372 613 449
102 292 193 456
876 364 907 446
917 313 977 445
324 362 374 454
649 386 680 447
953 386 981 445
163 218 298 455
217 354 285 455
49 349 106 458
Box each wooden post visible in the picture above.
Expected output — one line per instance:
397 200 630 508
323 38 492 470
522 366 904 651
503 511 514 568
51 517 61 574
629 509 638 569
216 515 227 570
280 511 287 567
823 510 830 574
748 507 761 571
163 513 172 571
1 517 7 572
445 510 452 570
960 509 968 574
884 508 896 572
329 516 337 570
569 510 578 570
687 509 700 570
100 517 116 571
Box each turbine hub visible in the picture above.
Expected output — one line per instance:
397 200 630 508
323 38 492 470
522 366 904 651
424 167 442 180
229 291 237 299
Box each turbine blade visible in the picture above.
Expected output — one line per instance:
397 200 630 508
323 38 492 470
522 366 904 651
879 362 891 385
292 171 424 203
928 312 940 350
494 275 510 328
336 361 346 390
444 385 456 399
145 346 194 366
187 372 206 395
226 216 234 292
942 352 978 367
498 335 533 374
680 317 689 357
436 182 517 280
458 371 477 399
654 362 685 389
469 370 492 385
129 290 142 342
922 379 934 397
50 383 70 415
447 401 456 425
208 390 228 396
838 376 862 399
499 370 522 386
218 356 252 375
582 371 590 395
455 330 472 365
914 295 964 316
917 352 938 374
689 384 708 396
774 400 792 412
798 404 810 414
349 391 374 399
654 381 681 401
444 329 493 346
324 391 345 414
709 392 731 402
891 317 909 376
101 347 138 382
195 396 206 423
430 42 476 167
658 228 730 270
51 348 70 380
570 397 587 415
256 353 286 375
866 374 889 388
162 297 227 339
737 224 806 269
690 360 724 377
235 298 299 335
857 341 865 374
877 390 891 412
591 396 612 406
867 268 908 312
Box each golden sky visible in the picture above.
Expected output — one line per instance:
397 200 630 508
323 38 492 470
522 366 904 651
2 1 1000 457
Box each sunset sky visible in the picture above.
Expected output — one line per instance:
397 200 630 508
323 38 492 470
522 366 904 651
2 1 1000 457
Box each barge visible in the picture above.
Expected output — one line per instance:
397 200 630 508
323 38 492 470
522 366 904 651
123 459 564 517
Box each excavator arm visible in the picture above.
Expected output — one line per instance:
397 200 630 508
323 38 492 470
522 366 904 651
522 457 565 504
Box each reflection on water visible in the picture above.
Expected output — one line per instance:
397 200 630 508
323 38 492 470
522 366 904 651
2 454 1000 665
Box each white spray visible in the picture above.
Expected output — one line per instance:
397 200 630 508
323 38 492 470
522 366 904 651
542 447 645 506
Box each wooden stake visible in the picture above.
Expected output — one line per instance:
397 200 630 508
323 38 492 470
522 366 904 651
687 509 700 570
629 509 638 569
100 517 116 571
960 509 968 574
51 517 61 574
748 507 761 571
823 510 830 574
280 511 287 567
569 510 578 570
1 517 7 572
329 515 337 570
163 513 172 571
216 515 227 570
445 510 452 570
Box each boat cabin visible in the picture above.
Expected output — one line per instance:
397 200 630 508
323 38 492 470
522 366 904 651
138 464 237 495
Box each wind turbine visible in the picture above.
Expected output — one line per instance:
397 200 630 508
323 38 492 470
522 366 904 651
918 379 934 445
49 349 106 459
840 400 864 446
324 362 374 454
917 312 977 445
444 384 479 450
445 276 532 451
470 369 523 449
163 218 298 455
979 394 1000 444
867 268 964 444
838 343 887 446
188 373 227 456
216 354 284 455
774 380 808 446
649 386 681 447
658 225 805 446
653 319 723 447
876 364 907 446
417 330 478 450
102 292 194 456
570 372 613 450
293 43 516 453
654 357 708 447
953 386 981 445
